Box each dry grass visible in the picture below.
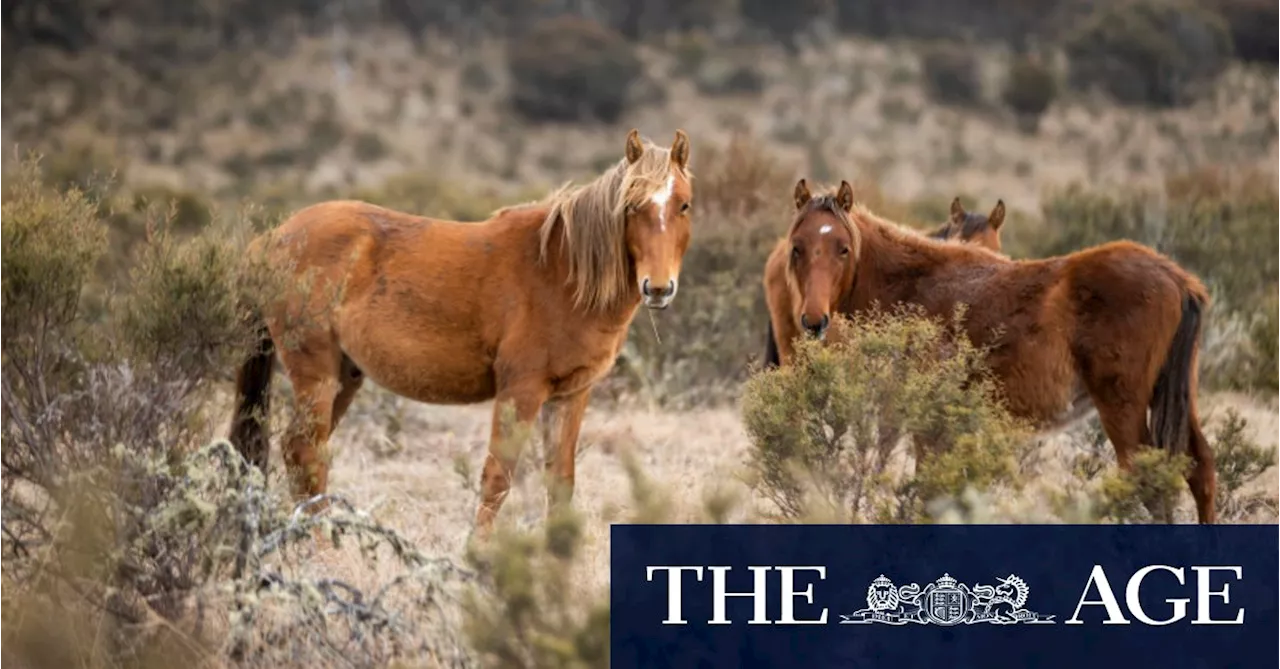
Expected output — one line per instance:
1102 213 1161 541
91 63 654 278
205 378 1278 608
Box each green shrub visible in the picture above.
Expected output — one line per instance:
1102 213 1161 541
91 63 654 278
694 59 767 97
616 0 739 38
833 0 1072 45
1063 0 1233 107
1096 449 1191 522
741 0 835 47
920 42 983 106
463 511 609 669
1209 408 1278 520
2 155 477 667
741 306 1030 522
1246 290 1279 392
508 17 642 123
1002 54 1058 129
1202 0 1278 64
130 185 214 232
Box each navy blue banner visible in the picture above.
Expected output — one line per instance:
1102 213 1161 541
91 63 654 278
611 525 1278 669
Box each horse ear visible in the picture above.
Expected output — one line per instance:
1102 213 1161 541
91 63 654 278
793 178 812 210
670 129 691 169
625 129 644 164
949 197 965 221
836 180 855 213
988 200 1006 231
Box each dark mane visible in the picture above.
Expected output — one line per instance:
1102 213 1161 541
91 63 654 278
790 193 855 236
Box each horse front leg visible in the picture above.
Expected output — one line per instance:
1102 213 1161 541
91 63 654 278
542 389 591 516
474 383 549 538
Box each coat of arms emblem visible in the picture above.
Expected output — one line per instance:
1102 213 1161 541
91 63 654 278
840 573 1055 626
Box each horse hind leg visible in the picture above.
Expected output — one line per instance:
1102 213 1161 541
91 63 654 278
1089 392 1176 521
1184 414 1216 524
277 341 346 503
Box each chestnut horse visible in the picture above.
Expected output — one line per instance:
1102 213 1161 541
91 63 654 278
764 193 1007 368
764 179 1216 523
229 129 694 536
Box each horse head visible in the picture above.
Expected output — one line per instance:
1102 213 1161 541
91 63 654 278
786 178 859 340
930 196 1006 252
621 129 693 310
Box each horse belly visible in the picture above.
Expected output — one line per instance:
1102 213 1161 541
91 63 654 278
340 325 497 405
1031 377 1096 435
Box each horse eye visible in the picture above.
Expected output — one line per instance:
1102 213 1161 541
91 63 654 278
680 202 691 213
840 247 851 256
791 246 801 259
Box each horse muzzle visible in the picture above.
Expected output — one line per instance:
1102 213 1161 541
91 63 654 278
801 313 830 340
641 278 677 310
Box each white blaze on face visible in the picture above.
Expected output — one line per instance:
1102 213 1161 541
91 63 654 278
819 224 833 235
650 174 676 232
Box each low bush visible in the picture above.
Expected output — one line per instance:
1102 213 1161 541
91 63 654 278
1063 0 1233 107
1002 54 1058 130
920 42 983 106
508 17 642 124
1208 408 1278 520
741 306 1030 522
615 0 738 38
1246 290 1279 392
740 0 835 47
1202 0 1278 64
1 156 479 668
1095 449 1192 523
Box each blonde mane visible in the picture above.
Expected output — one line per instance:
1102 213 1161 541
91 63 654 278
538 139 690 312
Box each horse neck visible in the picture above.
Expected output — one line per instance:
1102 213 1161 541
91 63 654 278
845 215 972 310
521 206 642 324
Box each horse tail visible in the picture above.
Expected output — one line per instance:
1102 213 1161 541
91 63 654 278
1148 291 1205 456
764 320 781 369
229 313 275 471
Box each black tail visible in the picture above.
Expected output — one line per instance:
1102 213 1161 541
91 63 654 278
1149 295 1203 455
764 320 780 369
229 318 275 471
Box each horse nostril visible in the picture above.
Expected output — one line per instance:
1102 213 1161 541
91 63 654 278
801 313 829 334
644 279 673 298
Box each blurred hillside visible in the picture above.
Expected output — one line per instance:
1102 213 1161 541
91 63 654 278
3 0 1277 215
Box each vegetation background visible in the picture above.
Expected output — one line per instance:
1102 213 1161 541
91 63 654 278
2 0 1277 667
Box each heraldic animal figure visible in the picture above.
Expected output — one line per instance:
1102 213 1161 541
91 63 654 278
971 575 1035 623
841 573 1053 625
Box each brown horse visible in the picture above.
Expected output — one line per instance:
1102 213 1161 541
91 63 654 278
763 192 1006 368
763 179 1216 523
927 196 1006 253
229 129 695 536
